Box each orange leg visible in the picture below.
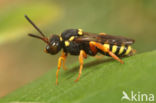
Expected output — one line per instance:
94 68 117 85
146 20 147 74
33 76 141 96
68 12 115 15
56 52 67 85
62 53 67 71
99 33 107 35
89 42 103 59
132 49 136 54
128 49 136 56
89 41 97 55
90 41 124 64
75 50 87 82
94 55 104 59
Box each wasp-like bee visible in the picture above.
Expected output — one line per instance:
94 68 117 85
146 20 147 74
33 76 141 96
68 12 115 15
25 15 135 85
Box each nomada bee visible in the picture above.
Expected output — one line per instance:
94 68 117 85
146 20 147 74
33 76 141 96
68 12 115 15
25 15 135 85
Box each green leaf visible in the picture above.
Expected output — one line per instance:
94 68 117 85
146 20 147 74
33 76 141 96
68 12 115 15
0 50 156 103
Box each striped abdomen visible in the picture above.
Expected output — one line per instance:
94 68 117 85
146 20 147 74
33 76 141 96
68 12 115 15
101 44 132 56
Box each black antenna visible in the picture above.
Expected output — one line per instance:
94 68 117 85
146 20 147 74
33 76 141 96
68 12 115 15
25 15 45 37
28 33 43 40
28 33 49 44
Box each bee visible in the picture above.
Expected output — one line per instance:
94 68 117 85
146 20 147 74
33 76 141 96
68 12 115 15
25 15 135 85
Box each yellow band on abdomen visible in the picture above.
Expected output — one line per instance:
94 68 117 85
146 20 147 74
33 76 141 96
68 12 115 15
103 44 110 50
112 45 117 53
119 45 125 54
125 46 132 55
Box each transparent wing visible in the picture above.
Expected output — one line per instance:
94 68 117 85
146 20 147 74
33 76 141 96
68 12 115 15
74 32 135 45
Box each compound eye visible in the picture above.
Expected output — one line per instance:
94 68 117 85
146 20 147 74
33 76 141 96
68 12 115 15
46 45 58 54
52 42 57 46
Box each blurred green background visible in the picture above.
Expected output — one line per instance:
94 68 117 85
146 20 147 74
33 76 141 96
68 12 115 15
0 0 156 98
